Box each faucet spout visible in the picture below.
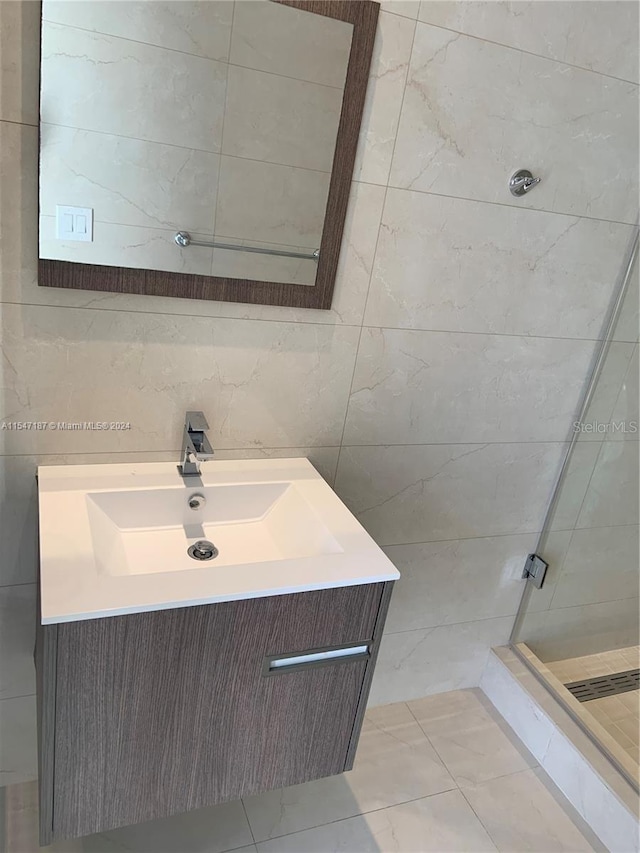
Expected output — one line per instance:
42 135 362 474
179 411 215 476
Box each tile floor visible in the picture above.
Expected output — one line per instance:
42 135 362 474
547 646 640 767
1 689 602 853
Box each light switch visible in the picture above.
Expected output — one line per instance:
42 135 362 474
55 205 93 242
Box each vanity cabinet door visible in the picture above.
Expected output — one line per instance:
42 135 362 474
48 582 391 840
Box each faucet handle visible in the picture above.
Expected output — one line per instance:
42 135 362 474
185 411 209 432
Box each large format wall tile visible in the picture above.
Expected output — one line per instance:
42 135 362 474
215 157 329 249
417 0 639 84
40 23 226 151
610 345 639 438
0 0 40 124
389 23 638 223
524 597 640 660
222 65 342 173
384 535 536 633
380 1 421 19
546 441 602 532
364 188 636 337
353 11 416 185
334 443 565 546
344 327 596 444
369 618 513 704
39 125 219 233
0 585 36 700
576 440 639 528
0 303 359 455
548 524 639 610
230 1 353 89
42 0 234 61
578 342 636 440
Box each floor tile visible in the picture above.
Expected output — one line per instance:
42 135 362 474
0 695 37 787
462 769 596 852
256 790 497 852
2 780 255 853
243 702 455 842
408 689 536 786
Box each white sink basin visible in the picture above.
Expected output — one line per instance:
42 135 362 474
87 481 342 576
38 458 399 623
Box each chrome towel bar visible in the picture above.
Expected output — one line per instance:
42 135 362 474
175 231 320 261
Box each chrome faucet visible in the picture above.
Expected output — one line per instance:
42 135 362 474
178 411 215 476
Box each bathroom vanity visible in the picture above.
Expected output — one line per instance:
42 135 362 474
35 459 398 844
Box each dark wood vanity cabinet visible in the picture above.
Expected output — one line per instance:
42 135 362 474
36 582 393 844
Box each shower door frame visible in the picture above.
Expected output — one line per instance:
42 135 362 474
509 229 639 793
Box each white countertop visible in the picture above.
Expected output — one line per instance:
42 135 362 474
38 458 399 624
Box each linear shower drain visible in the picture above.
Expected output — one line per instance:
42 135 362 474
565 669 639 702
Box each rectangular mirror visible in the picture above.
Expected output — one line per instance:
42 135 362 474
37 0 379 309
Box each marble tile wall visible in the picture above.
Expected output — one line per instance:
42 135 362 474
38 0 350 282
1 0 638 784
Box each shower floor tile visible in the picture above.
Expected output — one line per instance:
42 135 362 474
547 646 640 769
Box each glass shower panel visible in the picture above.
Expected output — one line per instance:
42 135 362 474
511 236 639 783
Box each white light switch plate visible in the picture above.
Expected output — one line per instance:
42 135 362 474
55 205 93 242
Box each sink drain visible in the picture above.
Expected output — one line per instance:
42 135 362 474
188 540 219 561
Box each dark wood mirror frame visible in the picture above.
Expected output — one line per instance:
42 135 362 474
38 0 380 310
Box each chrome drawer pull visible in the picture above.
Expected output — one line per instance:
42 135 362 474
265 643 370 675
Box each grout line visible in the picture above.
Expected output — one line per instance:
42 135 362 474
372 184 640 229
245 788 459 847
412 17 640 87
404 701 461 786
294 14 399 483
377 522 638 549
0 692 36 703
0 446 342 458
360 325 609 344
384 613 517 636
0 581 36 590
406 695 542 787
39 120 221 156
212 2 234 275
0 299 362 329
2 439 637 454
383 591 640 639
333 324 366 483
239 799 257 847
457 783 506 847
4 297 632 344
35 117 637 229
0 118 38 129
40 121 333 177
42 19 345 91
566 438 609 535
330 4 419 482
219 843 259 853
